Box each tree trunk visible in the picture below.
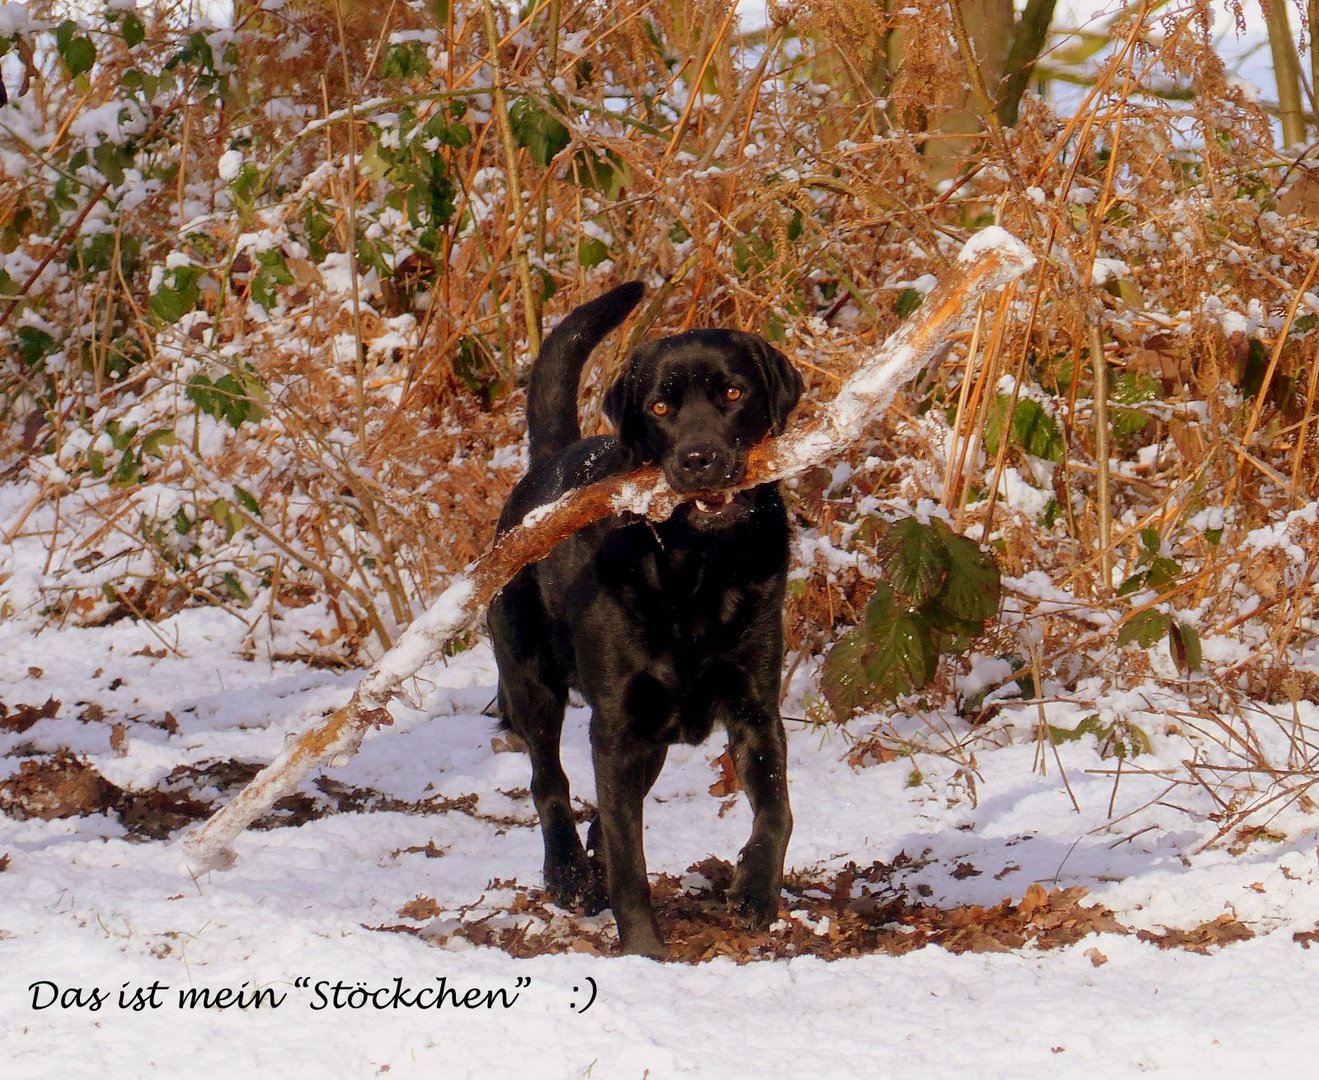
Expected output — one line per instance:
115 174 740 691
924 0 1013 181
997 0 1058 126
1264 0 1307 146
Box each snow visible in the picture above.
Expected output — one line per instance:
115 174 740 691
956 225 1034 267
3 610 1319 1075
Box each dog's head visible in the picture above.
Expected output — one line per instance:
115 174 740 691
604 329 804 527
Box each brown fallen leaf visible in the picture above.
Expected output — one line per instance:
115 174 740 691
398 896 444 920
0 751 121 820
1137 913 1255 953
708 747 743 797
1019 882 1050 920
0 697 61 734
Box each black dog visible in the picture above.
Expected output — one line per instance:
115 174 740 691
488 282 804 956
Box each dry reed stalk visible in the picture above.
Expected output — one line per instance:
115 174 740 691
481 0 547 356
942 302 987 514
955 284 1012 534
1089 318 1113 592
1289 341 1319 500
981 247 1050 538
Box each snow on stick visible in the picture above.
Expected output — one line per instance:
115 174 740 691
182 227 1035 873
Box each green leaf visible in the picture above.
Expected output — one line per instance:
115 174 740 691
1168 621 1202 673
233 485 262 517
876 517 948 606
16 327 57 366
222 572 250 605
93 143 126 187
1111 406 1149 437
533 266 557 303
210 497 240 539
1144 555 1181 591
452 334 506 408
424 110 472 149
142 428 176 458
1117 609 1169 648
381 40 429 80
1117 572 1146 598
895 288 923 319
186 366 266 429
1240 337 1269 399
122 12 145 48
930 518 1000 624
213 372 265 427
508 97 570 167
301 199 332 261
820 583 940 715
1112 372 1160 405
251 249 294 310
112 447 142 487
106 420 138 450
230 162 261 207
150 281 198 323
1047 714 1150 759
1048 714 1107 744
577 237 608 268
984 396 1065 462
150 265 202 324
59 32 97 79
569 148 630 198
919 600 987 654
121 67 159 102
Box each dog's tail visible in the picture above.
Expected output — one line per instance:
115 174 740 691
527 281 644 464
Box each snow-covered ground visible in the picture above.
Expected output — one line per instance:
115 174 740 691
4 605 1319 1078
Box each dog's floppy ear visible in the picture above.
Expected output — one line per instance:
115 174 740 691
603 368 632 434
744 335 804 435
603 344 653 446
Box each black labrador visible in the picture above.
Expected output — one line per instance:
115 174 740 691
488 281 804 956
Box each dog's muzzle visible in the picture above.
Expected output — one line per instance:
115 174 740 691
671 440 733 492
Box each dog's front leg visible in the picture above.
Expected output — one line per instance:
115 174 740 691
725 711 792 928
590 730 669 957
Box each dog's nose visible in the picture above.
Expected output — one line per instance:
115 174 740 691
675 443 726 487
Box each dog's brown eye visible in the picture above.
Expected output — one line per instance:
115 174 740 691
650 400 669 417
725 386 743 402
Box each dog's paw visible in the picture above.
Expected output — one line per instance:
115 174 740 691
545 856 607 915
727 868 781 929
616 919 669 959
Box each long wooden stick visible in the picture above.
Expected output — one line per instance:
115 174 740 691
183 227 1035 873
